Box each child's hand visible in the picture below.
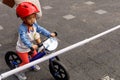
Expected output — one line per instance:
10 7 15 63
50 32 57 37
29 44 38 54
32 44 38 50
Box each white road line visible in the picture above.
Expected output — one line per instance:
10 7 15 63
0 44 1 47
63 14 75 20
95 9 107 14
0 25 3 30
43 6 53 10
101 75 115 80
0 14 8 18
84 1 95 5
0 25 3 47
0 2 4 5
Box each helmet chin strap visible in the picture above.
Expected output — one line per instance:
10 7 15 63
23 21 34 27
28 24 33 26
24 21 34 32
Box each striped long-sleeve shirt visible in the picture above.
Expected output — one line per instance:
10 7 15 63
16 22 51 53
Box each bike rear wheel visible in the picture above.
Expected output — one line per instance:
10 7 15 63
5 51 21 69
49 60 70 80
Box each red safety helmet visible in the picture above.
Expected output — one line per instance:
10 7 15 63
16 2 39 18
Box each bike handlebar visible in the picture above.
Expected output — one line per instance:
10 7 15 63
29 32 58 53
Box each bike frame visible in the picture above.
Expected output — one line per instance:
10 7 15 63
30 49 48 62
30 49 59 62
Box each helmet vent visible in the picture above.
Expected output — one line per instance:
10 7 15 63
32 4 35 7
23 5 28 8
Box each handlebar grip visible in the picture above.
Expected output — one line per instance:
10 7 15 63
54 32 58 36
28 47 34 55
37 43 43 47
30 47 34 51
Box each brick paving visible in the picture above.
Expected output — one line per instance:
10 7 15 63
0 0 120 80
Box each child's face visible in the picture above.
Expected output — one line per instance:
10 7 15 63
23 13 36 26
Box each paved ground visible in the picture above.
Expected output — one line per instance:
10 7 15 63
0 0 120 80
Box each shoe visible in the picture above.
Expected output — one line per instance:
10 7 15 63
31 65 40 71
15 72 27 80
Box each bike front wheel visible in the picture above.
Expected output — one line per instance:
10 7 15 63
49 60 70 80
